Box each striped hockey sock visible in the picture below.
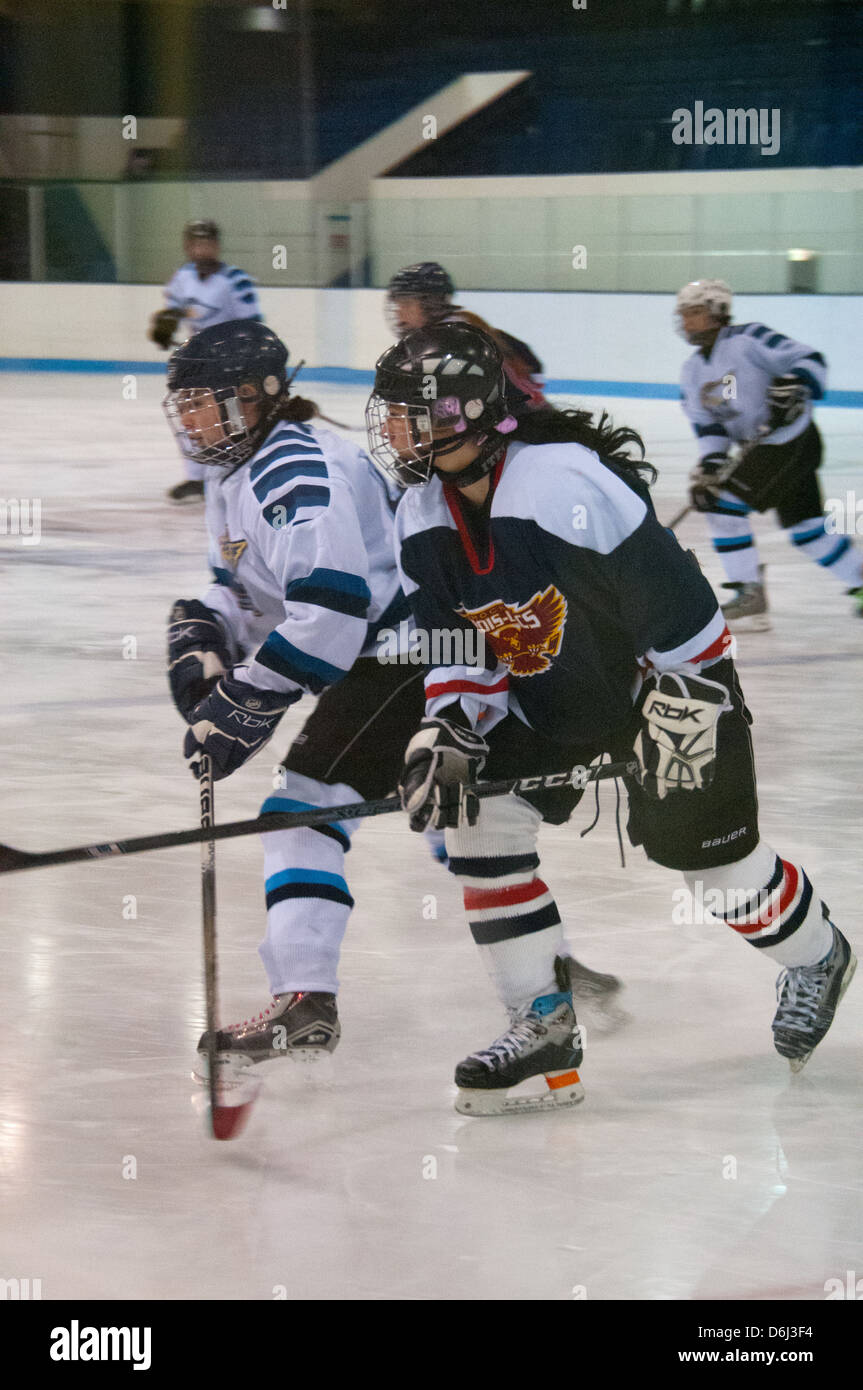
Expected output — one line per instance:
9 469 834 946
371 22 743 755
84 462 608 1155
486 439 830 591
447 795 565 1008
685 843 833 967
789 516 863 588
257 772 362 994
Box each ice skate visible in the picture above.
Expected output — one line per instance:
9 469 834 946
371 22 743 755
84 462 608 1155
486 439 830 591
454 957 584 1116
196 990 340 1077
772 923 856 1073
720 566 770 631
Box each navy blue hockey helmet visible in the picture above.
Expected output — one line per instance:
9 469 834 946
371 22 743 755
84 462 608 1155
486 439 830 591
366 322 517 486
163 320 289 468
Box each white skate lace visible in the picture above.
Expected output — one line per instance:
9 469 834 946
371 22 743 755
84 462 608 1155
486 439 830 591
775 962 829 1033
473 1016 547 1070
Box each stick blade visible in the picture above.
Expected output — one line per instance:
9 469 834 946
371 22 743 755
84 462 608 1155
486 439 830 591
194 1054 262 1142
0 843 34 873
211 1095 257 1141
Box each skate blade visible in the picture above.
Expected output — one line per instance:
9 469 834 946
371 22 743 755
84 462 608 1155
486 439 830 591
193 1043 334 1085
785 951 857 1074
455 1068 585 1117
725 614 771 632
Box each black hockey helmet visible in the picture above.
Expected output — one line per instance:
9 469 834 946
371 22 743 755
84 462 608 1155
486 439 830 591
163 320 290 468
385 261 456 336
387 261 455 300
366 322 517 487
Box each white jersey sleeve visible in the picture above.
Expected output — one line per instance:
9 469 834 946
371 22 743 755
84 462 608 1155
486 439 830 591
163 266 188 312
729 322 827 399
222 266 262 322
232 425 373 698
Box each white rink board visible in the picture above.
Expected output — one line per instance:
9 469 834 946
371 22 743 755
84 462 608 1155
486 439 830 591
2 283 862 391
0 375 861 1301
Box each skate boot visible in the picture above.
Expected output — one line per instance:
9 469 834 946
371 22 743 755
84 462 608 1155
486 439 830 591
772 922 856 1073
720 565 770 631
197 991 340 1076
454 957 584 1116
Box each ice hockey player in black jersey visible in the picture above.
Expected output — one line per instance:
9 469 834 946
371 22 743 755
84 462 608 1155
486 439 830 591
366 321 856 1116
677 279 863 627
385 261 548 416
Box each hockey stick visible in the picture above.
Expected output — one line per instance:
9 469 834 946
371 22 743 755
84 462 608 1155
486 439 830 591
667 425 772 532
0 757 638 875
196 756 260 1139
288 357 362 432
198 756 220 1134
315 413 364 432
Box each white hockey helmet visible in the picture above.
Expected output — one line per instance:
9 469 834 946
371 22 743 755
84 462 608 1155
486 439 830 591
675 279 733 340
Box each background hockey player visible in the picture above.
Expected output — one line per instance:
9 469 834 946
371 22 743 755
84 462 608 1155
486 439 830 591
163 320 423 1075
385 261 549 415
151 220 263 503
677 279 863 627
366 322 856 1117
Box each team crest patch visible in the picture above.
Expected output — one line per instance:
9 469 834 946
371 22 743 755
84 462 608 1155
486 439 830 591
699 377 740 420
220 533 248 570
457 586 567 676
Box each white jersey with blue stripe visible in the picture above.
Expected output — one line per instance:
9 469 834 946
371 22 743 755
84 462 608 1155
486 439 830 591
680 321 827 459
201 420 409 699
164 262 262 336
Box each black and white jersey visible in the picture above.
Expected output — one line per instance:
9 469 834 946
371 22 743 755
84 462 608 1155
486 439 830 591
395 440 731 744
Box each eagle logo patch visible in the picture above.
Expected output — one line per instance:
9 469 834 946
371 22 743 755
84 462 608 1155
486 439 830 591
457 586 567 677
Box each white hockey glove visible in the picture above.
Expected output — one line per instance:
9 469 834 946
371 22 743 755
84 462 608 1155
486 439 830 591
766 374 809 433
634 671 732 801
688 453 730 513
399 717 489 832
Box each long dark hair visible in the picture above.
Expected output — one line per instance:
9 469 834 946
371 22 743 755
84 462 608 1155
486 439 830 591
513 406 657 489
271 393 320 425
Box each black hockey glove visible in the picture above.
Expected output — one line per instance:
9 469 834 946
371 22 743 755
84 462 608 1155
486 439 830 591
766 374 809 433
688 453 730 512
184 675 299 781
634 670 732 801
167 599 232 722
399 717 489 832
149 307 184 350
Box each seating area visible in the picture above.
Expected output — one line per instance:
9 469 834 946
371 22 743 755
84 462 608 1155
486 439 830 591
183 3 862 177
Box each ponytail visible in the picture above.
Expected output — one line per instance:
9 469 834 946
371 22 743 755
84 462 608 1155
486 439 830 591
513 407 657 486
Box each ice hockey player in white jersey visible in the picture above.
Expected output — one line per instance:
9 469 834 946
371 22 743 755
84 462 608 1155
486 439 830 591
677 279 863 627
367 322 856 1116
151 220 263 503
163 320 423 1073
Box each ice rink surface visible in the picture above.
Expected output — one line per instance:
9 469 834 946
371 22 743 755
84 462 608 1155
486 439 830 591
1 373 861 1302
